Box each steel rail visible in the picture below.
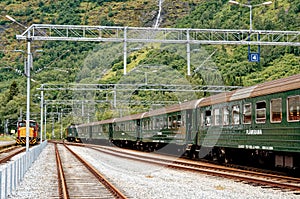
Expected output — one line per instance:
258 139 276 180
64 144 128 199
0 147 25 164
87 145 300 193
54 143 69 199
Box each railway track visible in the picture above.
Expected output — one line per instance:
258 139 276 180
80 144 300 194
54 143 128 199
0 141 16 150
0 145 25 164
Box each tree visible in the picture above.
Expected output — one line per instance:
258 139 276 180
8 81 19 102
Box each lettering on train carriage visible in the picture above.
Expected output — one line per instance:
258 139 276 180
246 129 262 135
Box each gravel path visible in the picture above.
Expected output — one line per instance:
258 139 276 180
5 143 300 199
8 144 59 199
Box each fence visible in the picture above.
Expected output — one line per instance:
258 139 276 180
0 141 47 199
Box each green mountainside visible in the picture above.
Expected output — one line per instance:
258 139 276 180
0 0 299 134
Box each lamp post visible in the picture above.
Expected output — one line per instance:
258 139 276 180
7 15 44 150
5 15 27 29
229 0 272 32
229 0 272 62
6 15 31 152
25 30 31 152
133 68 158 85
60 108 63 139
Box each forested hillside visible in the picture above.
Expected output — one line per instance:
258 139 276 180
0 0 299 134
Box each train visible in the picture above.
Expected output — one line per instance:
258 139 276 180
75 74 300 171
16 120 39 145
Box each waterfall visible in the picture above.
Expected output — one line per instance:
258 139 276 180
154 0 164 28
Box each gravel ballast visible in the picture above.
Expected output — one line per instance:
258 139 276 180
70 146 299 199
5 143 300 199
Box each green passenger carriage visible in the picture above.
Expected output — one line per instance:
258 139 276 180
77 119 115 145
197 75 300 169
110 99 202 152
76 74 300 171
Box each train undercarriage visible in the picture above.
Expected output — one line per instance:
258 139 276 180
78 136 299 176
188 146 300 176
108 139 300 175
66 136 82 143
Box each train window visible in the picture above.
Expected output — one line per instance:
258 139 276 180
213 109 221 126
287 96 300 122
205 110 211 126
19 122 26 127
152 119 155 130
168 116 172 129
128 122 131 131
232 105 240 125
121 123 125 131
222 107 229 125
256 101 266 123
147 120 149 130
163 117 167 129
170 115 181 129
159 118 162 129
172 115 177 128
243 104 252 124
148 120 151 130
271 98 282 123
147 120 150 130
176 114 182 128
155 118 160 130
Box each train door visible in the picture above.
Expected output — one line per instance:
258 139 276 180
109 123 113 140
186 109 193 143
89 126 92 139
136 119 141 141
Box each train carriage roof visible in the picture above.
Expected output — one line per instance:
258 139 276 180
114 112 145 122
114 99 203 122
143 99 203 118
77 118 116 127
199 74 300 107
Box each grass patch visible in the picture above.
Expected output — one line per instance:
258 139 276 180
0 135 14 141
